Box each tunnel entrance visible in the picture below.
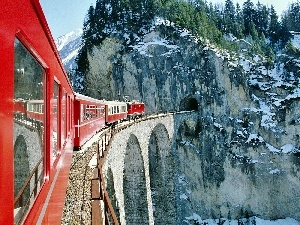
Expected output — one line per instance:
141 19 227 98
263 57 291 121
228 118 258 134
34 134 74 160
179 96 198 111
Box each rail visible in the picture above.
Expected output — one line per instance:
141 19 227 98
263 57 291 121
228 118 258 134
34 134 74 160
91 113 173 225
14 158 43 225
14 112 43 131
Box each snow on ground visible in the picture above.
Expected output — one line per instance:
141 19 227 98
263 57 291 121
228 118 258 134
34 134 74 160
184 214 300 225
291 31 300 49
88 153 98 169
130 36 179 57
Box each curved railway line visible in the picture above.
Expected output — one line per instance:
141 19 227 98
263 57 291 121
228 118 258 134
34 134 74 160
62 113 172 225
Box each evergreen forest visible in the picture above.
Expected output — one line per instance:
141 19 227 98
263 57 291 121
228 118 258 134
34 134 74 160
75 0 300 93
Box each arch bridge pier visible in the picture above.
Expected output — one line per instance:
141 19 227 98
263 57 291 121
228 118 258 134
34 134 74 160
91 111 198 225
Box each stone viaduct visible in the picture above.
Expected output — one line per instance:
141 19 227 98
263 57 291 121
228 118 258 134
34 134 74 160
102 111 199 225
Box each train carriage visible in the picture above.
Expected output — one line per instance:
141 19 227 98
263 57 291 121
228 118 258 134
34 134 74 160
26 100 44 122
74 93 106 150
104 101 128 124
127 101 145 119
0 0 75 224
14 99 27 115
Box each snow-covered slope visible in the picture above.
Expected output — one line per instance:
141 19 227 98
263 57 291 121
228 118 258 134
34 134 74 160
291 31 300 49
55 28 83 72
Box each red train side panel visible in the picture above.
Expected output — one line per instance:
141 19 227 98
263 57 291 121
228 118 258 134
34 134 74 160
74 93 106 150
127 101 145 118
0 0 74 225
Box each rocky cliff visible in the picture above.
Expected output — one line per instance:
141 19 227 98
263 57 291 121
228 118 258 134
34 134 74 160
84 20 300 223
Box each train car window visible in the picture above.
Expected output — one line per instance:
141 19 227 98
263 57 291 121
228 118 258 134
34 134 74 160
97 107 104 117
68 96 71 132
52 81 59 161
13 38 45 224
80 104 84 122
65 93 67 137
61 90 66 142
70 99 73 130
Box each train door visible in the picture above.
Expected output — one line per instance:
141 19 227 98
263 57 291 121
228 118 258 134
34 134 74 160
13 38 45 225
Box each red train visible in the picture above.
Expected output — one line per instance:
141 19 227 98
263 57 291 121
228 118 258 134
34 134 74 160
0 1 144 225
127 101 145 119
73 93 106 149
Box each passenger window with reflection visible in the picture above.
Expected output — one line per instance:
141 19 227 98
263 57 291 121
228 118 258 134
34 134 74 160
13 38 45 225
52 81 59 161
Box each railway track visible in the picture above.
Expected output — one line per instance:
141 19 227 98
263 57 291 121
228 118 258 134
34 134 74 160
62 113 172 224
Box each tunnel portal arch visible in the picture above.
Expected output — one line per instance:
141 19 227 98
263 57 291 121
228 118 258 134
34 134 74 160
179 95 199 111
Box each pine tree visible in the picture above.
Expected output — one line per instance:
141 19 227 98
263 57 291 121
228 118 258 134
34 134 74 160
282 1 300 32
235 3 244 38
223 0 236 34
75 5 95 94
94 0 109 43
242 0 255 36
279 18 292 47
82 5 96 50
224 0 235 22
254 2 269 37
268 5 280 45
111 0 121 30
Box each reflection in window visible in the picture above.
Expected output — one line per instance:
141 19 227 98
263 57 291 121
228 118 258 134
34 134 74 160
13 38 45 225
61 90 66 143
52 81 59 161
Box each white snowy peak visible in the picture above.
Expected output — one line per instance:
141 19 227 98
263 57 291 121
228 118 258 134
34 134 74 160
55 28 83 51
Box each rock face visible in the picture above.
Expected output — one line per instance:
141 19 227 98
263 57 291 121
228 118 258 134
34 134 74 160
85 24 300 222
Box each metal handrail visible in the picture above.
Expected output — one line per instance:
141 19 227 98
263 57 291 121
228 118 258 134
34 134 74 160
14 158 43 206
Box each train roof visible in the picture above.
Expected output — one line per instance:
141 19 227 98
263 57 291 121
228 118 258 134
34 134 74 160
27 100 44 103
74 93 130 107
103 100 127 106
127 100 144 105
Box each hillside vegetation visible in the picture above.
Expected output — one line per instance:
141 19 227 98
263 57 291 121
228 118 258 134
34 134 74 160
73 0 300 93
65 1 300 223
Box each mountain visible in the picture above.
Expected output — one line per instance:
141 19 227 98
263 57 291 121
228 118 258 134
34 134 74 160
55 28 82 72
78 17 300 222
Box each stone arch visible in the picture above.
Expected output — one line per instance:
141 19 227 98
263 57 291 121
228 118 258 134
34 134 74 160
148 123 176 224
179 95 199 111
14 135 30 207
123 134 149 224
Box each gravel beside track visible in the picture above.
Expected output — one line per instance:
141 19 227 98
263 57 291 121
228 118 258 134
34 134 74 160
61 143 98 225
